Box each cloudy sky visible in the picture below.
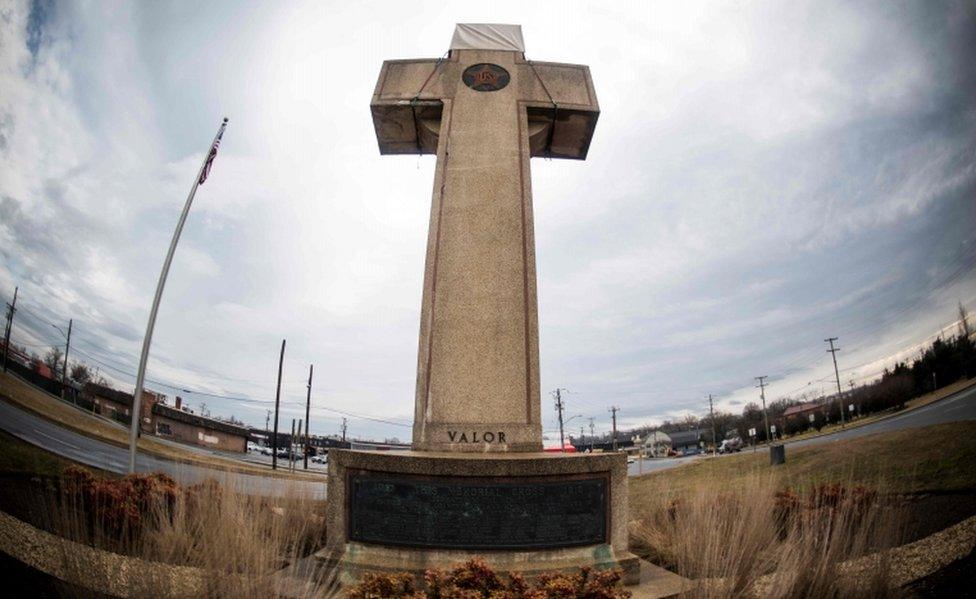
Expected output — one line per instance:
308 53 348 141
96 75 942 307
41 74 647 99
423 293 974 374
1 0 974 442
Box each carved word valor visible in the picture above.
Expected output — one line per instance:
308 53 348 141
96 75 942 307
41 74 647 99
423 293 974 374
447 431 507 443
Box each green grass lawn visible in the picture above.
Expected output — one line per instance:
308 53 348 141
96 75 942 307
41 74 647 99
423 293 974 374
631 420 976 497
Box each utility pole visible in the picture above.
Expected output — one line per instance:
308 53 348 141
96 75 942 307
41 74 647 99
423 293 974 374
265 409 271 431
609 406 619 451
553 389 566 452
708 394 717 454
341 417 347 443
3 286 18 373
825 337 845 428
296 419 302 471
61 319 72 385
304 364 313 470
272 339 285 471
588 418 595 452
290 419 297 471
755 376 770 443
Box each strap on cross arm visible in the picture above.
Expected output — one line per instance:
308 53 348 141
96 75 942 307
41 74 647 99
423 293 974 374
528 59 558 159
409 51 449 154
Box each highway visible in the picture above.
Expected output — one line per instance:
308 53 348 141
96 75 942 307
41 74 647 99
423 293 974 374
2 380 973 486
626 381 976 476
786 380 976 448
0 399 326 498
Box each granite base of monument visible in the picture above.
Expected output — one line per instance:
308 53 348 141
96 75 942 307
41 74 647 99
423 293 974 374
318 450 640 586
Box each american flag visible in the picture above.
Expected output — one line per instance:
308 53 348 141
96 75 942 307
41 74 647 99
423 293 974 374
198 119 227 185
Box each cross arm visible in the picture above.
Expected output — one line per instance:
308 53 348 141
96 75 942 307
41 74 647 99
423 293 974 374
517 60 599 160
371 58 457 155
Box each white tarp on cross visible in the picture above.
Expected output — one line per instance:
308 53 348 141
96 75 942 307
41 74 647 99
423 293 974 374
450 23 525 52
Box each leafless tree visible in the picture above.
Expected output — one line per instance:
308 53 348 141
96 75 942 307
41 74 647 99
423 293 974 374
44 347 63 377
959 302 972 339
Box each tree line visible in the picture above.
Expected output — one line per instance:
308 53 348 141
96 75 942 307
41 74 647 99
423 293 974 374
636 305 975 446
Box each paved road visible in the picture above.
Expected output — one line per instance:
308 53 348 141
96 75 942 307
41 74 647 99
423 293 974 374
0 399 326 499
3 380 973 486
627 382 976 476
786 381 976 449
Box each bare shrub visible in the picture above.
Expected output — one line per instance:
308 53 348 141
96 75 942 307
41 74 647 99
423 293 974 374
348 559 632 599
46 466 333 598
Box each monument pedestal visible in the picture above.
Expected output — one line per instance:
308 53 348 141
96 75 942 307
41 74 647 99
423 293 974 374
319 449 640 585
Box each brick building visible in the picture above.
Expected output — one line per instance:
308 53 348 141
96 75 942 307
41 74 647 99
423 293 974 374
150 396 248 453
84 384 248 453
86 382 135 423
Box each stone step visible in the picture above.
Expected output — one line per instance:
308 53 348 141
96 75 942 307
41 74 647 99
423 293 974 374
630 560 693 599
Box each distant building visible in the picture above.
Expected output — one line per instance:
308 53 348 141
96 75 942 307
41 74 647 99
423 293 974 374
83 385 248 453
643 431 672 457
86 382 135 423
668 429 704 454
783 401 821 418
151 399 249 453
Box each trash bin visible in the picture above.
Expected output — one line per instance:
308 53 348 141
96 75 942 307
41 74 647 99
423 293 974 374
770 444 786 465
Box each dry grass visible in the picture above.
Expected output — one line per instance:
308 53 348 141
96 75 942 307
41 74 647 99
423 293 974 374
631 421 976 497
630 474 906 598
39 467 336 598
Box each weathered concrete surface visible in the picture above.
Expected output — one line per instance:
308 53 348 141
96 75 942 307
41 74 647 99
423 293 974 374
630 560 694 599
0 510 205 598
371 45 598 453
322 449 639 585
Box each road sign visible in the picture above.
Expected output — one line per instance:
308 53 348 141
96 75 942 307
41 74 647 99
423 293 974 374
748 428 756 437
809 414 815 423
770 425 777 433
849 404 855 412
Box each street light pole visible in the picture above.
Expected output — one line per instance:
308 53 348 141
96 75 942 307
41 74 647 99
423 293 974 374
127 118 228 474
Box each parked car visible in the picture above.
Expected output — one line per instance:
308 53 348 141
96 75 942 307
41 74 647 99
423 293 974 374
719 438 743 453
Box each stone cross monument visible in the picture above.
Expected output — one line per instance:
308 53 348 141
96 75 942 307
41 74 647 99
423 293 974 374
370 23 598 452
323 25 638 586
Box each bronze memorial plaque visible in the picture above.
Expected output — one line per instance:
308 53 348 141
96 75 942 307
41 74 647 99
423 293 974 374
348 472 608 550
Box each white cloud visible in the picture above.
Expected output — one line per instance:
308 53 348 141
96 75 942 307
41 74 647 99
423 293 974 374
1 0 974 441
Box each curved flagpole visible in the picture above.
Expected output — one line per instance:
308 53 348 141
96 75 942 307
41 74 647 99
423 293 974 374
128 117 228 474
